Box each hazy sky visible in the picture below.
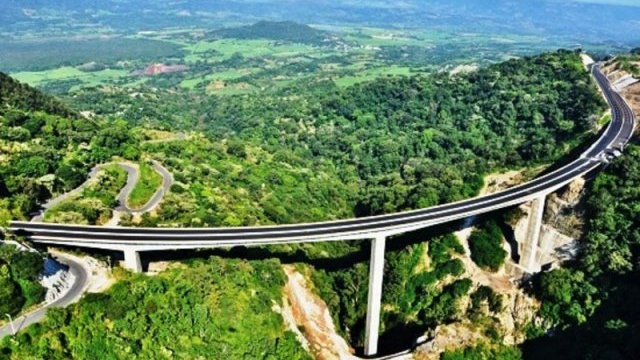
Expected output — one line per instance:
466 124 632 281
573 0 640 6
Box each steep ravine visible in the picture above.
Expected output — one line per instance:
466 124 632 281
415 173 590 358
280 171 592 359
280 265 357 360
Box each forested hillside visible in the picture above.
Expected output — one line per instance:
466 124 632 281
0 73 77 118
0 257 310 359
0 73 137 225
105 50 605 227
521 144 640 359
0 49 612 357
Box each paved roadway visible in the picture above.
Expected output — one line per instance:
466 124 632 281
8 64 637 249
0 253 88 339
1 159 172 338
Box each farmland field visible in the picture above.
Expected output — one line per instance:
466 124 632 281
5 21 627 98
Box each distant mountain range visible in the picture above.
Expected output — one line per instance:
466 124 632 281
2 0 639 45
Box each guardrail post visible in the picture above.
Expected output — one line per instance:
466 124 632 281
123 248 142 273
520 195 546 273
364 235 386 356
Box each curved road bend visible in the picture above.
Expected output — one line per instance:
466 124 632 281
31 160 174 222
133 160 174 214
115 162 139 212
9 65 637 248
7 161 172 337
117 161 173 214
0 253 88 339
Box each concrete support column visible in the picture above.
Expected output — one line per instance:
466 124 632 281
364 235 386 356
521 195 546 273
123 248 142 273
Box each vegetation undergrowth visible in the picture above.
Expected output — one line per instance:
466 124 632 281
0 244 45 318
128 161 162 209
0 256 310 359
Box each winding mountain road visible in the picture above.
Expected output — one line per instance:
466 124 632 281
119 160 173 214
33 160 173 222
30 167 102 222
5 160 173 338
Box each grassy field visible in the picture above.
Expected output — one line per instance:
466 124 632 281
183 39 320 62
12 67 129 89
8 24 619 97
128 161 163 209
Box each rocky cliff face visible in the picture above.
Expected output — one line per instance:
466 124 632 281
280 265 357 360
506 177 586 278
417 174 589 358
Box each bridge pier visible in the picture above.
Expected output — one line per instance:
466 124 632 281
519 195 546 273
364 235 386 356
123 248 142 273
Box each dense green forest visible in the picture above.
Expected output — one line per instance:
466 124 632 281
0 257 309 359
468 220 508 272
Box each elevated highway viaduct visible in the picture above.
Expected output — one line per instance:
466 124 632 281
8 64 636 356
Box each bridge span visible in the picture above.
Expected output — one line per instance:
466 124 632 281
7 64 636 356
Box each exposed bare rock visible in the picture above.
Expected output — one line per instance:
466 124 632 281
413 323 485 360
282 265 357 360
497 290 539 345
545 177 587 240
437 215 539 357
147 261 172 275
556 176 586 205
480 170 526 195
41 263 75 303
602 60 640 123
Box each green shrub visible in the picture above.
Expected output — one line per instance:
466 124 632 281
0 271 24 315
442 343 522 360
469 220 507 271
